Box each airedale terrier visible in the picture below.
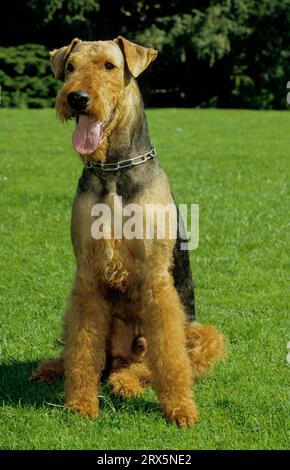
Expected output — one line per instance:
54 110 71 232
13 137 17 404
32 37 225 427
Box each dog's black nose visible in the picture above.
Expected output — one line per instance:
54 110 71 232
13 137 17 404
67 91 89 111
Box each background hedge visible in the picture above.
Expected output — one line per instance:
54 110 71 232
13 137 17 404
1 0 290 108
0 45 60 108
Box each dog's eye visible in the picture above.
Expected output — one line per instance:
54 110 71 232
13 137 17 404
105 62 115 70
67 63 74 73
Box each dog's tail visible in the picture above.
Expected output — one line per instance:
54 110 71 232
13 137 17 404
185 323 226 381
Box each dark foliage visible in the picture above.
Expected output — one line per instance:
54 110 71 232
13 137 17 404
1 0 289 108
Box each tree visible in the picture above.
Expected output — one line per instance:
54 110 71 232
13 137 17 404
1 0 289 108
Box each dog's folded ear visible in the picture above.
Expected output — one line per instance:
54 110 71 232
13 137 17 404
49 38 81 79
116 36 158 78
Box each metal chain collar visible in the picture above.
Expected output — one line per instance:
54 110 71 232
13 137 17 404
82 148 156 175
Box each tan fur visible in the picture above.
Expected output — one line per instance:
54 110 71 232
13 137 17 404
32 37 225 427
49 38 81 79
116 36 158 77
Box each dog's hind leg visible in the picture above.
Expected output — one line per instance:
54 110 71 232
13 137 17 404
107 315 150 398
31 357 64 384
185 323 226 381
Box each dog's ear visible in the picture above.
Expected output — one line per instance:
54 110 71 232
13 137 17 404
49 38 81 79
116 36 158 78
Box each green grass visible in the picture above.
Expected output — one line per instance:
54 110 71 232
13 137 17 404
0 108 289 450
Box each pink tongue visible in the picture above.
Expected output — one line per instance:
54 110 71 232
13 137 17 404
72 115 102 155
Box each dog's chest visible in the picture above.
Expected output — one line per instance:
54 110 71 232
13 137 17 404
93 180 145 290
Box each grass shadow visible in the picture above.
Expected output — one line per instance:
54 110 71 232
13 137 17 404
0 360 64 409
101 383 160 415
0 360 160 415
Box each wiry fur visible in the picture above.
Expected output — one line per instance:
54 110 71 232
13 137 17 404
32 37 225 427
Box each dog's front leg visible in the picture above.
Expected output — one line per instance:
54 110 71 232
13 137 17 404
143 271 197 427
63 268 110 419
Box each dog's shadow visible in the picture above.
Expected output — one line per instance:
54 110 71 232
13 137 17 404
0 360 63 409
0 360 159 415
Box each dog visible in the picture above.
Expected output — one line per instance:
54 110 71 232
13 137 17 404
32 37 225 427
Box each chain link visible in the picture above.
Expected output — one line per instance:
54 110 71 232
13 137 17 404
82 148 156 174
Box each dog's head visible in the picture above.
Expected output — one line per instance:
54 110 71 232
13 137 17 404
50 37 157 158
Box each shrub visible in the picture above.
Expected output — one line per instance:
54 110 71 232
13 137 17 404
0 44 59 108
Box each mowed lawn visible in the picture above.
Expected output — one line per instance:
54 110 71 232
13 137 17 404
0 108 288 450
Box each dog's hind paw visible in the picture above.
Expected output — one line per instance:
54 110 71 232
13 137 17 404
109 371 145 399
30 359 64 385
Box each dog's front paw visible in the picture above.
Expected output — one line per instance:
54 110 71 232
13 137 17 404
162 400 197 428
66 399 99 419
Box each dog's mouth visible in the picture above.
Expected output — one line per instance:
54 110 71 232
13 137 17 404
72 114 113 156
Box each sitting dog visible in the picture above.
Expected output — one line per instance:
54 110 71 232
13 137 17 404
32 37 225 427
